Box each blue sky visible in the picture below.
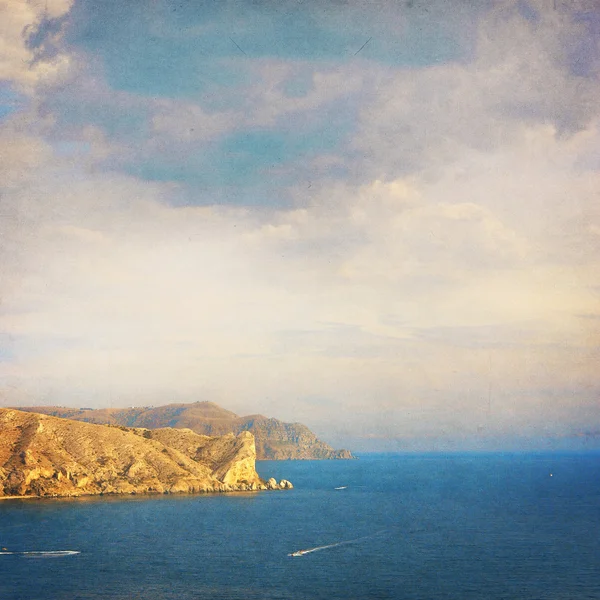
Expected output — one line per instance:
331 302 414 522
1 0 600 451
33 0 481 206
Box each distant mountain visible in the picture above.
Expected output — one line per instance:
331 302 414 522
0 408 292 498
15 402 355 460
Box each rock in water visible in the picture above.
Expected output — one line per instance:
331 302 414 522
0 409 291 498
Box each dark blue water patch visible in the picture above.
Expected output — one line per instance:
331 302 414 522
1 453 600 599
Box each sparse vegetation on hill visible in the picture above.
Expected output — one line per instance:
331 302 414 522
16 402 354 460
0 409 292 498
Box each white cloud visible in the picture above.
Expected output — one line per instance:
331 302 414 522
1 0 599 448
350 2 600 181
237 60 364 127
1 132 597 421
0 0 75 92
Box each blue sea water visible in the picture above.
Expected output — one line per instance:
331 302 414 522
1 453 600 600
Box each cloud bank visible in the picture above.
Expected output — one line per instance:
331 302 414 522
1 0 599 450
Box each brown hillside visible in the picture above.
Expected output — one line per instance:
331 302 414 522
0 409 292 498
18 402 354 460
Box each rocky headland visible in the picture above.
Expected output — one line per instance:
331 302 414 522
0 408 292 499
16 402 354 460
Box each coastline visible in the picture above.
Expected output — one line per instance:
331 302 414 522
0 479 293 501
0 495 36 501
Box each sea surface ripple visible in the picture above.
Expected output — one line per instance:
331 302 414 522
1 452 599 599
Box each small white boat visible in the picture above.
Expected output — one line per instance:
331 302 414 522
288 550 310 557
334 486 347 490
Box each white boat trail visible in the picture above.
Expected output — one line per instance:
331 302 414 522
0 550 80 557
288 530 386 557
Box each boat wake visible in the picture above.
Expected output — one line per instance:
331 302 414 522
0 550 80 558
288 531 385 557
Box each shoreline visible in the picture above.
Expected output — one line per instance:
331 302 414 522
0 495 37 501
0 483 292 502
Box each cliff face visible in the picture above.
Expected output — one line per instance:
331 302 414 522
242 417 354 460
0 409 292 498
17 402 354 460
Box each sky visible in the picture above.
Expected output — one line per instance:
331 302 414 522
1 0 599 452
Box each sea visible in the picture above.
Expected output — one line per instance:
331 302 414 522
1 452 599 600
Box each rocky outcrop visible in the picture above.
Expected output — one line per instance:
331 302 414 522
16 402 355 460
242 416 353 460
0 409 292 498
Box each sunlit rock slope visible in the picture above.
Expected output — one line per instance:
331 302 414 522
0 408 292 498
17 402 354 460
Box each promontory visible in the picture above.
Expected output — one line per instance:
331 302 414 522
0 408 292 499
16 401 355 460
